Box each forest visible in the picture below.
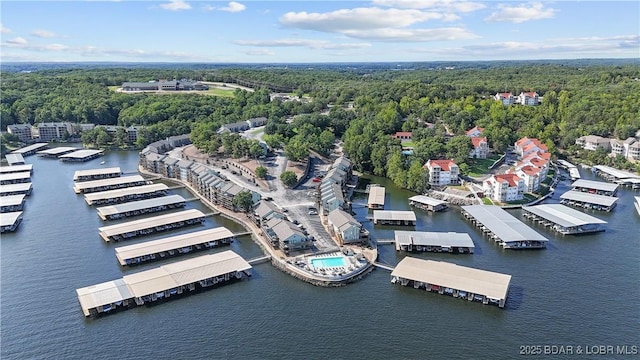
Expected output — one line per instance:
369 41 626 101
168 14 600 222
2 60 639 192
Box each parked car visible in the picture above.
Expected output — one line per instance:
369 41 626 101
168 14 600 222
312 178 321 182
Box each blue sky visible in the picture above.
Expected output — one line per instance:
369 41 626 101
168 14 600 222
1 1 638 62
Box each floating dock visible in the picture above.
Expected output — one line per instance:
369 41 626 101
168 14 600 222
390 257 511 308
5 153 25 166
373 210 416 225
592 165 640 188
559 190 618 212
0 194 26 212
76 250 252 317
571 179 618 196
59 149 104 162
556 159 576 170
461 205 548 249
408 195 448 212
84 183 169 206
0 164 33 175
367 186 386 209
11 143 48 156
394 230 474 254
74 167 122 182
0 183 33 197
522 204 607 235
0 211 23 233
96 194 186 221
98 209 206 242
635 197 640 216
114 227 235 266
73 175 150 194
569 168 581 180
0 171 31 185
36 146 78 158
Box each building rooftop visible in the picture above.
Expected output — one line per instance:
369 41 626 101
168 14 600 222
559 191 618 207
523 204 607 228
462 205 548 242
571 179 619 192
84 184 169 204
98 209 205 240
373 210 417 222
96 195 186 218
327 209 360 229
73 167 122 181
408 195 447 206
395 231 475 249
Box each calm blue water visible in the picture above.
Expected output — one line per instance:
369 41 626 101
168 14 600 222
1 151 639 359
311 256 347 268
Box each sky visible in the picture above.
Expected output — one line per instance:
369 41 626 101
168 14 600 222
0 1 638 63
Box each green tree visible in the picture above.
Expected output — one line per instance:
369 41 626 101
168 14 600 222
285 136 308 161
232 191 254 213
446 135 473 165
386 152 407 188
280 170 298 187
406 159 429 193
255 166 267 179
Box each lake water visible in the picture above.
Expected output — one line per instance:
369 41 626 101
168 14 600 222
1 150 638 359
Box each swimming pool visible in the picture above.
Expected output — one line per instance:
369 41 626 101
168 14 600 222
310 256 347 268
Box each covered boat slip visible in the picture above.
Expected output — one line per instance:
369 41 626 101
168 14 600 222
570 179 618 196
0 164 33 174
391 257 511 308
593 165 640 183
36 146 78 158
367 186 386 209
0 194 26 212
74 167 122 182
394 230 474 254
73 175 150 194
98 209 206 242
0 183 33 197
0 171 31 185
373 210 417 225
96 194 186 221
0 211 23 233
59 149 104 162
522 204 607 235
84 183 169 206
5 153 25 166
408 195 448 212
461 205 548 249
114 227 235 266
76 250 252 317
11 143 48 156
569 167 581 180
559 191 618 212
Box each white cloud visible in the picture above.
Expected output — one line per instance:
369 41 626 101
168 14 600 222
30 29 56 38
0 23 11 34
202 4 215 11
5 37 27 46
160 0 191 11
372 0 485 13
485 2 555 23
219 2 246 13
243 49 275 56
235 38 372 50
343 27 478 42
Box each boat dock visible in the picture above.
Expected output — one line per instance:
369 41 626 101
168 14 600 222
522 204 607 235
408 195 448 212
571 179 618 196
0 164 33 175
559 190 618 212
84 184 169 206
0 211 23 233
635 197 640 216
592 165 640 188
11 143 48 157
5 154 25 166
98 209 206 242
394 230 474 254
390 257 511 308
461 205 548 249
373 262 396 271
36 147 78 158
373 210 417 225
0 171 31 185
73 175 151 194
114 227 235 266
0 183 33 197
59 149 104 162
76 250 252 317
73 167 122 182
367 186 386 209
0 194 26 212
96 194 187 221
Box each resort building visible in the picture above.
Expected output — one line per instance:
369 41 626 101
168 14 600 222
7 124 33 142
218 121 250 134
515 165 542 193
517 91 540 106
391 132 412 141
265 218 311 252
327 209 363 244
254 200 285 225
575 135 611 151
483 173 525 202
494 92 515 105
321 183 345 214
121 79 208 92
127 126 143 144
465 126 485 138
577 134 640 161
424 159 460 186
37 122 71 141
245 117 267 128
394 231 474 254
469 137 489 159
514 137 548 158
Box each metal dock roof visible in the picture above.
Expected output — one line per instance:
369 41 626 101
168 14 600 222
559 191 618 207
408 195 447 206
391 257 512 301
373 210 417 222
97 195 186 218
0 194 26 207
0 183 32 195
73 175 148 193
76 278 133 317
37 146 78 156
571 179 619 192
114 227 234 265
0 164 33 174
367 186 386 206
395 231 474 249
5 153 25 165
59 149 103 160
0 211 23 227
0 172 31 182
593 165 640 180
98 209 205 240
11 143 48 154
84 184 169 204
74 167 122 181
461 205 548 242
522 204 607 228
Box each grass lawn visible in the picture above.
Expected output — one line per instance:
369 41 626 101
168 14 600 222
401 141 415 148
481 197 494 205
108 86 120 91
467 155 502 177
205 88 236 97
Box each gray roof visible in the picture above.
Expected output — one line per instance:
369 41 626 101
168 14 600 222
37 147 78 155
523 204 607 228
96 195 186 217
73 167 121 181
395 231 475 248
571 179 619 192
5 154 25 165
408 195 447 206
0 211 23 227
59 149 104 159
461 205 548 242
0 194 26 207
0 164 32 174
0 172 31 182
373 210 417 222
11 143 48 154
98 209 205 240
0 183 32 194
327 209 360 230
84 184 168 204
560 191 618 207
368 186 386 206
592 165 640 180
73 175 148 193
255 200 280 218
270 218 305 240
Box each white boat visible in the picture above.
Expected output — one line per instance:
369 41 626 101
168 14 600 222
634 197 640 216
100 161 106 165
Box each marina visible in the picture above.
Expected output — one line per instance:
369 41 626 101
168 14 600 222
114 227 235 266
522 204 607 235
461 205 548 249
0 183 33 197
5 153 25 166
96 194 187 221
408 195 448 212
73 175 150 194
98 209 206 242
36 147 78 158
367 186 386 209
0 172 31 185
394 230 474 253
84 183 169 206
559 190 618 211
0 164 33 175
0 194 26 213
592 165 640 187
73 167 122 182
390 257 512 308
11 143 48 156
373 210 417 225
76 250 252 317
59 149 104 162
0 211 23 233
571 179 618 196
